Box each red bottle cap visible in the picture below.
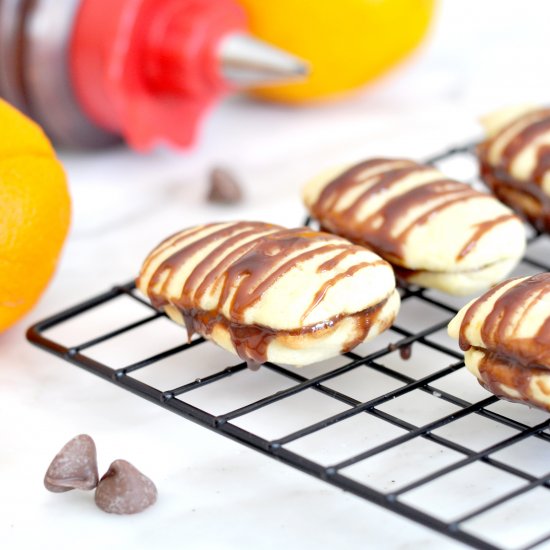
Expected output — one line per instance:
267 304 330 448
70 0 246 150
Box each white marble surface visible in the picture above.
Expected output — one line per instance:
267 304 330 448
2 2 550 549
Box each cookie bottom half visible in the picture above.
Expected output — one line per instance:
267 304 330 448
465 347 550 411
163 289 401 367
396 257 520 296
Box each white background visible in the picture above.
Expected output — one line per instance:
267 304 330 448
2 1 550 549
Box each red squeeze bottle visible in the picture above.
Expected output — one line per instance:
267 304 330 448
0 0 306 150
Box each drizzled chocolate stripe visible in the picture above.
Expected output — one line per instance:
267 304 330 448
181 226 274 308
340 165 426 220
458 279 512 351
460 273 550 368
315 159 414 213
139 222 392 367
500 111 550 173
532 144 550 182
193 226 281 303
374 180 480 259
177 298 389 370
220 237 351 324
456 214 517 260
147 221 277 309
310 159 501 263
301 260 385 322
143 223 219 269
317 248 358 272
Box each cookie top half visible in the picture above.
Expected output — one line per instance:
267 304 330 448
137 221 397 331
302 158 526 274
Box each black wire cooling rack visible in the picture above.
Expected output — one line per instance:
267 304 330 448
27 144 550 550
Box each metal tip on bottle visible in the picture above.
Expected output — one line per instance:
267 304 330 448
218 33 309 88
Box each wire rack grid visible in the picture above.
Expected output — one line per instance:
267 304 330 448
27 144 550 550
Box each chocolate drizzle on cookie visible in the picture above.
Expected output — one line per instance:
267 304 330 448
139 222 393 367
302 258 386 322
456 215 517 260
309 159 513 268
478 109 550 232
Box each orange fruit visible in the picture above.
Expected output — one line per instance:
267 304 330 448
0 99 71 332
238 0 436 102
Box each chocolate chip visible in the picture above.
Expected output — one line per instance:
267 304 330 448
95 459 157 514
44 434 99 493
207 167 243 204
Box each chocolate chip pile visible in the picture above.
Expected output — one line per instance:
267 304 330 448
44 434 157 514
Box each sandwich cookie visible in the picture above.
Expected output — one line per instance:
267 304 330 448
448 273 550 411
303 158 526 295
137 221 400 368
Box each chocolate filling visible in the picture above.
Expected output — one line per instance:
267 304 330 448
168 298 388 370
471 347 550 411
